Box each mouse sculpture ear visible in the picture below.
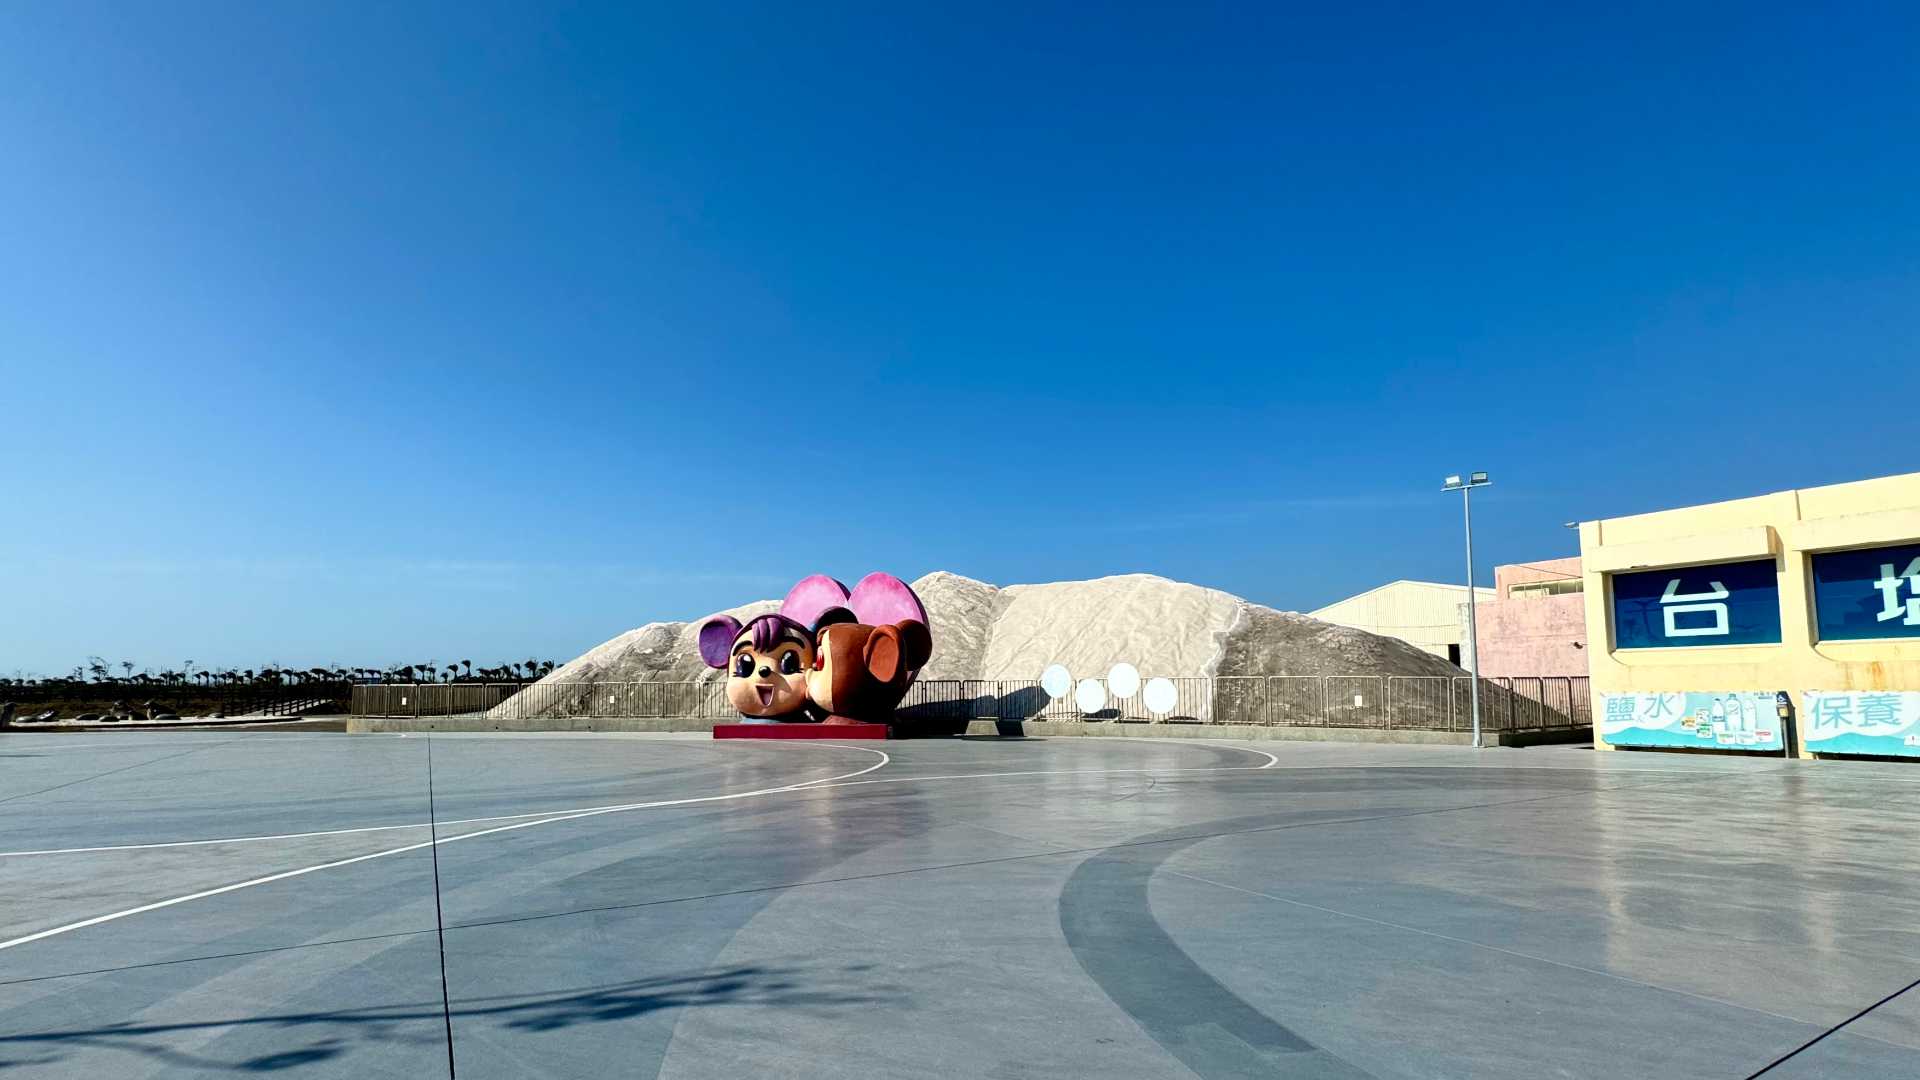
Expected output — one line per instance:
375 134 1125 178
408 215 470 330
811 606 858 633
779 574 852 630
697 616 742 669
861 621 934 685
847 573 928 627
894 618 933 671
863 624 907 685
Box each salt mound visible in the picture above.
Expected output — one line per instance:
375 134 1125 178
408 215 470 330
910 571 1000 680
981 573 1242 680
544 598 776 688
520 571 1461 709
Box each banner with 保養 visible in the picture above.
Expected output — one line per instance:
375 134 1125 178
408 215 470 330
1800 691 1920 757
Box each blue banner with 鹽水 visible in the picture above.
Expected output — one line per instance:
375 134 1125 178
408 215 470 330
1600 691 1783 750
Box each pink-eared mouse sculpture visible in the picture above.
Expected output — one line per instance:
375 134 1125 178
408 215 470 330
697 573 932 723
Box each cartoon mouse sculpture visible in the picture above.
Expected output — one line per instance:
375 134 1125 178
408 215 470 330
697 572 933 725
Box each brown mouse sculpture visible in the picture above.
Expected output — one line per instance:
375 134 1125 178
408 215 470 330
807 618 933 725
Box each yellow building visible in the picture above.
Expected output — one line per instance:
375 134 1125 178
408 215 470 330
1576 470 1920 759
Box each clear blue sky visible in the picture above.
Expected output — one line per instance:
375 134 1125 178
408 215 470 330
3 2 1915 676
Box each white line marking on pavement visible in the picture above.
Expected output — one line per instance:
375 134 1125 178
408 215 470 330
0 734 405 754
22 739 1849 861
0 745 889 953
0 743 1276 856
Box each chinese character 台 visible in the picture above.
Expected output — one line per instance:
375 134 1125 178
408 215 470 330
1661 578 1730 638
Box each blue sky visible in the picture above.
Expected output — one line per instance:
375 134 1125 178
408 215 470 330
3 2 1915 676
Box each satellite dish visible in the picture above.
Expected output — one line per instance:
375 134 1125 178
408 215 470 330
1074 678 1107 714
1142 677 1178 715
1107 662 1141 699
1041 664 1073 699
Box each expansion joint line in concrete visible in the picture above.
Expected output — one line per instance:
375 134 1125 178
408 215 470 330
0 744 892 954
424 735 458 1079
0 740 234 808
1743 973 1920 1077
0 929 435 988
0 751 1823 1029
412 771 1702 939
0 750 1750 972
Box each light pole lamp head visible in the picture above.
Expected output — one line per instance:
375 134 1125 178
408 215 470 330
1442 472 1490 492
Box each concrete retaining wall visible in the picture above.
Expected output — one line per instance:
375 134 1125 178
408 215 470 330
961 721 1588 746
349 716 710 734
347 715 1589 747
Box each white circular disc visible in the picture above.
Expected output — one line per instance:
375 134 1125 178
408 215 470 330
1106 662 1141 699
1041 664 1073 699
1074 678 1107 714
1142 677 1178 715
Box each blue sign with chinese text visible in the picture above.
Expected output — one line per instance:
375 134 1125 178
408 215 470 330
1610 559 1781 649
1812 542 1920 642
1801 691 1920 757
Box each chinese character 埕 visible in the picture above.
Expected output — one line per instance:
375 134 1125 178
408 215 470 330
1874 557 1920 627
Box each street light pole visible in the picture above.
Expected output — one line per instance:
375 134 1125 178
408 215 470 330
1442 472 1492 748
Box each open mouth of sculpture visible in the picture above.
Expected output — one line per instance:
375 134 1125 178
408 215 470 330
755 685 775 707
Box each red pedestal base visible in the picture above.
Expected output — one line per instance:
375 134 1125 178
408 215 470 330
713 723 891 740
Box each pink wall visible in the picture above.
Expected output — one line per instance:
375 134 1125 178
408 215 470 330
1473 557 1590 678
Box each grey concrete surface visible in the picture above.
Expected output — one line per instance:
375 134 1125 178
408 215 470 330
2 731 1917 1078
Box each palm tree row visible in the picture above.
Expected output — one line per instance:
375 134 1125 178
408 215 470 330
3 657 560 691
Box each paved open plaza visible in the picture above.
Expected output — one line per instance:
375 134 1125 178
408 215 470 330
2 731 1917 1078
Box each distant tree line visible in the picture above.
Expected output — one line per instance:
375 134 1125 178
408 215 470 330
2 656 559 692
1 657 563 724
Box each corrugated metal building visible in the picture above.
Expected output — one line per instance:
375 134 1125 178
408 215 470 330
1311 580 1494 665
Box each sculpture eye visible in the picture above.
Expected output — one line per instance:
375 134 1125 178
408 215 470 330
778 650 803 675
732 653 754 678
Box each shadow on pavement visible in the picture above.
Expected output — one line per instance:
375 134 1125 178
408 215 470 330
0 962 885 1073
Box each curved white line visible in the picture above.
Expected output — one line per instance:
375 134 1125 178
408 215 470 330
47 738 1806 864
811 764 1270 791
1133 739 1279 768
0 744 1276 857
806 742 1280 792
0 811 579 857
0 744 889 953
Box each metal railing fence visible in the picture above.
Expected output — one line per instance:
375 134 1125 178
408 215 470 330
2 680 352 721
352 675 1590 731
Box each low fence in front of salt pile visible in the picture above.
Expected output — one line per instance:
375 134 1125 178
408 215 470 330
352 675 1589 734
